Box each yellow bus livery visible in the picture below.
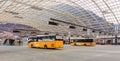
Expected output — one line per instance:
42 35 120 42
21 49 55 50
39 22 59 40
27 35 63 49
70 39 96 46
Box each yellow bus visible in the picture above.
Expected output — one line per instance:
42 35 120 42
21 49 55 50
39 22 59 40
27 35 63 49
70 39 96 46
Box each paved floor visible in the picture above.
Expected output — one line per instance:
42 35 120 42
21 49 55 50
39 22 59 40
0 45 120 61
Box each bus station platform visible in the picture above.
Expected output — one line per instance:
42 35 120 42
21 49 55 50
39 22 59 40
0 45 120 61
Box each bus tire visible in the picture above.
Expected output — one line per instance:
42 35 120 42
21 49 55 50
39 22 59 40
74 43 76 46
44 45 47 49
31 44 34 48
84 44 87 46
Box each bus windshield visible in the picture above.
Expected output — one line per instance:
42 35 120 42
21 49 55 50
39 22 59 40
55 35 63 40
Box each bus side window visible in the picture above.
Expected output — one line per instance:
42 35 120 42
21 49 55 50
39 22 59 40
50 36 55 40
37 37 42 41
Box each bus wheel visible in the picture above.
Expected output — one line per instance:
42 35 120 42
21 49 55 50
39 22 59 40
84 44 87 46
74 43 76 46
31 44 34 48
44 45 47 49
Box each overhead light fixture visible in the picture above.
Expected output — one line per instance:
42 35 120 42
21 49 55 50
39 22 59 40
92 30 95 33
5 10 19 15
83 28 87 31
44 33 49 35
48 21 59 26
13 30 20 33
99 32 101 34
14 16 23 19
69 26 76 29
31 6 42 11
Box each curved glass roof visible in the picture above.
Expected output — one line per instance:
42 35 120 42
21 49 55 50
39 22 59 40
0 0 119 36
